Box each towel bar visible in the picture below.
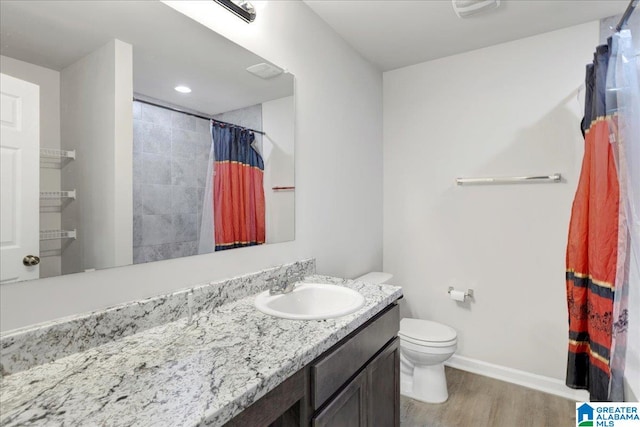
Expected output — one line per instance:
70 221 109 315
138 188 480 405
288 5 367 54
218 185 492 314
456 173 561 185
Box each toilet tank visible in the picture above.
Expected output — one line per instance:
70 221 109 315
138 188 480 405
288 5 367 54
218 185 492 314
355 272 393 284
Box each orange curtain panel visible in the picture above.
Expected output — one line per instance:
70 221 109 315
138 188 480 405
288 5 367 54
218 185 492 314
211 124 265 251
565 44 619 401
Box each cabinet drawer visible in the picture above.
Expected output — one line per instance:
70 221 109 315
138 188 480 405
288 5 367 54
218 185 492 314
311 304 399 409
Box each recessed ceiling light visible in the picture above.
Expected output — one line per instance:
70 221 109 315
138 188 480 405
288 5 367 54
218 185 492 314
174 85 192 93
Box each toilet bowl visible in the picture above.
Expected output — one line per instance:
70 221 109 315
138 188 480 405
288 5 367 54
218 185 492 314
399 318 457 403
354 272 457 404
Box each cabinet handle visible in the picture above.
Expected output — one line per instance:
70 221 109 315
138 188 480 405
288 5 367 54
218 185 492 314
23 255 40 266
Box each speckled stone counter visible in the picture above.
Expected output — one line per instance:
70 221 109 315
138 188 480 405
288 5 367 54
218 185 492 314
1 260 315 376
0 274 402 426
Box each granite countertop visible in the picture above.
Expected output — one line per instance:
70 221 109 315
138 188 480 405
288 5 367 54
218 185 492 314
0 275 402 426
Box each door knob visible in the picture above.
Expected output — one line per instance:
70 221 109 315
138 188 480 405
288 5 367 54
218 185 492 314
23 255 40 266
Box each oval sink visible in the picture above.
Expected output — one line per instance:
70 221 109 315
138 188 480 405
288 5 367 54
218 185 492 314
254 283 365 320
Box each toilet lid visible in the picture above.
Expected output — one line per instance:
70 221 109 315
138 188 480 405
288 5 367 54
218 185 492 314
399 318 457 343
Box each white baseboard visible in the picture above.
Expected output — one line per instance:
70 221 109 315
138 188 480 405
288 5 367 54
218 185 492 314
445 354 590 401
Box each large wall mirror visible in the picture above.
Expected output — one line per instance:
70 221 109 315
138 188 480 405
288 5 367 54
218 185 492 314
0 1 295 284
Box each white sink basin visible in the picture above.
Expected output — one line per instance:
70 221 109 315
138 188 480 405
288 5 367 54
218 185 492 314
254 283 365 320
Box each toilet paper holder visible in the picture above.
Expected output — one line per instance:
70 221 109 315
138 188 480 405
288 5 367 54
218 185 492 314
448 287 474 299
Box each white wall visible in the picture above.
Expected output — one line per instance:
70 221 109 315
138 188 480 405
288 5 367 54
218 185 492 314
60 39 133 274
0 1 383 331
0 56 61 278
263 96 295 244
383 22 598 381
113 40 134 269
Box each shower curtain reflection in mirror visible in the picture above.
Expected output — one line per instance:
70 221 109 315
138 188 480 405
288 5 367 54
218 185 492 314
198 123 266 252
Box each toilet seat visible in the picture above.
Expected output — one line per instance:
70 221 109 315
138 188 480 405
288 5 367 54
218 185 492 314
399 334 457 348
399 318 457 347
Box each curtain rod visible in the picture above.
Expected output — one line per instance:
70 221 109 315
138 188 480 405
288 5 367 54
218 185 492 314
132 97 266 135
616 0 638 32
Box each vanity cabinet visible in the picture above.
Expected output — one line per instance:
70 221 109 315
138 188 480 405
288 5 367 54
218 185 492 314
224 303 400 427
312 367 368 427
312 338 400 427
366 337 401 426
310 303 400 427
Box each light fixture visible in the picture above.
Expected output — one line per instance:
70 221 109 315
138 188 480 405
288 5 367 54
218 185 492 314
452 0 500 18
213 0 256 23
174 85 192 94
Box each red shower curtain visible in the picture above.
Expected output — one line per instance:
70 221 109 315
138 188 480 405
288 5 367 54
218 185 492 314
565 45 619 401
212 124 265 251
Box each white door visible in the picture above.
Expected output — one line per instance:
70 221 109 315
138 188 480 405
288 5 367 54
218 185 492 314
1 73 40 283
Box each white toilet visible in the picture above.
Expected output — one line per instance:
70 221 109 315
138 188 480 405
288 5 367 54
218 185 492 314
398 318 457 403
356 272 458 404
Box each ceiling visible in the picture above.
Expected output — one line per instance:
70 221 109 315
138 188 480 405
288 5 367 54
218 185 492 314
304 0 631 71
0 1 293 115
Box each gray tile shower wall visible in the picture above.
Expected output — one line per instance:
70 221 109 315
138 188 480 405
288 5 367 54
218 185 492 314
0 259 315 376
132 101 210 264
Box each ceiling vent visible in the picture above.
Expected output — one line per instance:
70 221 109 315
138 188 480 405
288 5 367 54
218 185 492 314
246 63 284 80
452 0 500 18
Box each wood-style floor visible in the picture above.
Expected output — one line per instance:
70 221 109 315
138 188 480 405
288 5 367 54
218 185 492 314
400 367 576 427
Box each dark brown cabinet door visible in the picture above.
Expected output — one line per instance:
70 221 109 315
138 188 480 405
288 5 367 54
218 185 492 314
312 370 367 427
367 337 400 427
